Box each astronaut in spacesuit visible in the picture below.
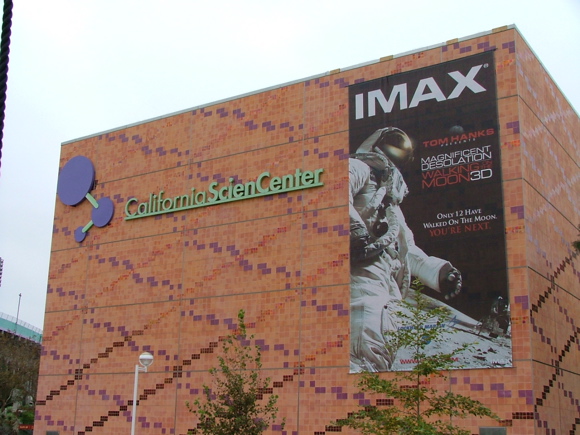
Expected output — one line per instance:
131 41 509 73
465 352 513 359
349 127 462 372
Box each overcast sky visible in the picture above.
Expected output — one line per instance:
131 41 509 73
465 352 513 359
0 0 578 330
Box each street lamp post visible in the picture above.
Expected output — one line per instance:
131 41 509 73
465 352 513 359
130 352 154 435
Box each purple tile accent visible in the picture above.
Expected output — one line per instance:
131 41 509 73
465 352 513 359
506 120 520 133
510 205 524 219
519 389 534 405
502 40 516 53
515 295 529 309
245 120 258 130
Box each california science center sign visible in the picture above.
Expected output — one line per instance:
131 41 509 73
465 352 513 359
125 167 325 220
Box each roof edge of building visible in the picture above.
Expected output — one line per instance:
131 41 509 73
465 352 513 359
510 24 579 117
62 24 518 146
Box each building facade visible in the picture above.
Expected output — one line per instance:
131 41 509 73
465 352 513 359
37 26 580 434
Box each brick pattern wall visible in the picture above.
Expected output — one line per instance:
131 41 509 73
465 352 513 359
36 27 580 435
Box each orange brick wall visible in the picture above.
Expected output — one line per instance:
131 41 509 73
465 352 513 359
36 27 580 435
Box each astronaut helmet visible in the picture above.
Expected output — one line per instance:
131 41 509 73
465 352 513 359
357 127 414 166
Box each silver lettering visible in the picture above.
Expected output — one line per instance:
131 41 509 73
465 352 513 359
354 63 487 119
447 65 486 99
409 77 446 108
368 85 408 117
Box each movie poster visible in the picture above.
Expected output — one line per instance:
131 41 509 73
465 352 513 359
348 52 511 372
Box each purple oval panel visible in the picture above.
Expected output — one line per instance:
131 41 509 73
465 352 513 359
74 226 87 243
92 197 114 227
57 156 95 206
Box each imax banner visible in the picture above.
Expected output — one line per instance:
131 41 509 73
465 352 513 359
348 51 511 372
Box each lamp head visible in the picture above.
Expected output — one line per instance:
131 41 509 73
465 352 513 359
138 352 154 368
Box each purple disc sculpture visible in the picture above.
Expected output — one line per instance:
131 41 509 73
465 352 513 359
92 197 115 227
74 226 87 243
57 156 95 206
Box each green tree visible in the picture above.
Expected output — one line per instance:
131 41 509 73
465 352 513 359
0 332 40 434
187 309 284 435
336 286 498 435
